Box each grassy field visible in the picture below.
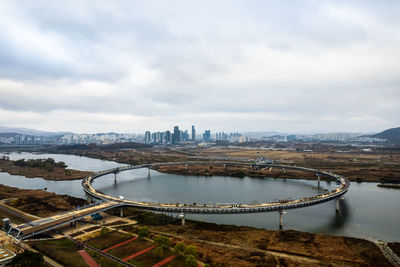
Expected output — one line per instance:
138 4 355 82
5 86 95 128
87 249 125 267
87 230 132 250
29 238 88 267
130 248 174 267
108 239 153 259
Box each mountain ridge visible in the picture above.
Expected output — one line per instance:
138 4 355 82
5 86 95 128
0 126 72 137
371 127 400 144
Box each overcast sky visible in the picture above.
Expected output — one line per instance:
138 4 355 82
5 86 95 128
0 1 399 134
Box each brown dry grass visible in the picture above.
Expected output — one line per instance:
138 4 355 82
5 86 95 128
0 159 92 181
149 222 393 267
0 184 87 217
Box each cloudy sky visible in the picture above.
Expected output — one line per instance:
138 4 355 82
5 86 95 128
0 1 399 134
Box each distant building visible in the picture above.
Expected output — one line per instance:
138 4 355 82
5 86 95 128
165 130 171 144
239 136 249 143
286 135 296 141
145 131 151 143
203 130 211 142
173 126 180 144
151 132 157 143
191 125 196 141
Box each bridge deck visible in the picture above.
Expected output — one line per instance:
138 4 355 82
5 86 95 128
9 201 121 240
82 162 350 214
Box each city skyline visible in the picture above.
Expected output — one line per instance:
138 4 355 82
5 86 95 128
0 1 399 133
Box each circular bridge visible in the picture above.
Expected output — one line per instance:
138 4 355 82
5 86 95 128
82 161 349 214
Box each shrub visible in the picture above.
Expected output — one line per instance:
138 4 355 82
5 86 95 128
184 245 197 257
153 246 164 258
185 254 198 267
154 235 171 248
174 242 186 257
100 227 110 236
174 242 186 253
138 226 150 240
10 250 43 267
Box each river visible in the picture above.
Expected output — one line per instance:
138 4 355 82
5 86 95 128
0 152 399 242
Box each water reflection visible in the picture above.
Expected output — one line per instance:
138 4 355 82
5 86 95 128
331 199 351 229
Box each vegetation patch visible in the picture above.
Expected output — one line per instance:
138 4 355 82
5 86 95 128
130 248 174 267
108 239 153 259
0 156 92 181
29 238 88 267
86 228 131 250
86 249 124 267
10 250 43 267
0 184 87 217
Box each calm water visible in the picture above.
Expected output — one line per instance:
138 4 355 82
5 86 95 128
0 152 399 242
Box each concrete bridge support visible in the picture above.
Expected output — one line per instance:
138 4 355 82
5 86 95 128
179 213 185 225
336 198 340 213
148 168 151 178
317 174 321 188
279 210 286 230
120 208 124 217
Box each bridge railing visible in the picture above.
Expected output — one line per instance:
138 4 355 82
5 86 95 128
81 161 350 213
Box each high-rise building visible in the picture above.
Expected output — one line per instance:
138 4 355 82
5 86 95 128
165 130 171 144
182 130 189 141
203 130 211 142
191 125 196 141
151 132 157 143
173 126 180 144
145 131 151 143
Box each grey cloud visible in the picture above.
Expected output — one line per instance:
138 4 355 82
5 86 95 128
0 0 399 133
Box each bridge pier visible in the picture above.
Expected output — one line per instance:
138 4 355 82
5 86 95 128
114 173 117 183
120 208 124 217
148 168 151 178
317 174 321 188
279 210 286 230
179 213 185 225
336 198 340 213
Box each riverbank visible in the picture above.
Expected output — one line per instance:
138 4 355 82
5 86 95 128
113 207 396 267
0 157 92 181
0 184 87 218
378 183 400 189
29 146 400 183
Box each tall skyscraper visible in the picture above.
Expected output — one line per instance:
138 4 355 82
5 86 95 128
203 130 211 142
191 125 196 141
173 126 180 144
145 131 151 143
165 130 171 144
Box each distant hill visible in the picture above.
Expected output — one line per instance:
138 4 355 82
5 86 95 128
0 126 72 137
371 127 400 144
